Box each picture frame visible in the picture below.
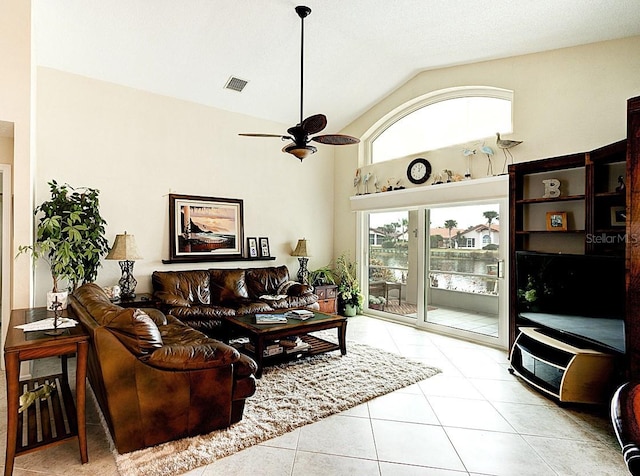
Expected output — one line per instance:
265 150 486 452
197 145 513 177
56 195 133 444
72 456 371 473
259 237 270 258
545 211 567 231
168 194 244 262
247 237 259 258
611 206 626 226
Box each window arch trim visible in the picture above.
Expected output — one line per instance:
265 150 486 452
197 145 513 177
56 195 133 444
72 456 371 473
362 86 513 166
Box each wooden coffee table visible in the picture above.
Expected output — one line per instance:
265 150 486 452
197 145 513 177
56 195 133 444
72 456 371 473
225 311 347 378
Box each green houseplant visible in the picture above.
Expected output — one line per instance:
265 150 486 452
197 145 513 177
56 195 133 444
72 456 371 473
335 252 363 317
308 265 336 287
18 180 109 308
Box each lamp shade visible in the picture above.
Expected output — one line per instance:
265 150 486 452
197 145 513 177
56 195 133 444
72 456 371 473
291 239 310 257
106 232 143 261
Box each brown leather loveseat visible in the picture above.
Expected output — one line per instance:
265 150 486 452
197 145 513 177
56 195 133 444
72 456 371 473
152 265 319 335
70 283 257 453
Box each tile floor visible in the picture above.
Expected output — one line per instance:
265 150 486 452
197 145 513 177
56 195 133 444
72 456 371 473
1 315 628 475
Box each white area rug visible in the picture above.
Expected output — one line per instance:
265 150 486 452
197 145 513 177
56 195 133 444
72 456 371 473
112 338 440 476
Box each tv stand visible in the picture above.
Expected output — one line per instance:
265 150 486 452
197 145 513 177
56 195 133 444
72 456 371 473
509 327 615 404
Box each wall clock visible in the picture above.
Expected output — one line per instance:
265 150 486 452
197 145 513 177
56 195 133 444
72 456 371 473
407 158 431 184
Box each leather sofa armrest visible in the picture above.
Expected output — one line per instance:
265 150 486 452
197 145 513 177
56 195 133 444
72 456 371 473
154 291 191 307
278 280 313 297
234 353 258 378
145 343 240 370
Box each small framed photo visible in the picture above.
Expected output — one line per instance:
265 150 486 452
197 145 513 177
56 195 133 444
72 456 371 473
247 237 258 258
611 206 626 226
546 211 567 231
259 237 270 258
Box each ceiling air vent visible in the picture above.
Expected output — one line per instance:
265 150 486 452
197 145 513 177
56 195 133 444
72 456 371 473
224 76 248 92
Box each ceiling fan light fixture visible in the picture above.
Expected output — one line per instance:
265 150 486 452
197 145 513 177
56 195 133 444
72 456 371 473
283 143 316 161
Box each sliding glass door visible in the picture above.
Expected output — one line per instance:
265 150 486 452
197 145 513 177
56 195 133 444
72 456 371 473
363 200 507 347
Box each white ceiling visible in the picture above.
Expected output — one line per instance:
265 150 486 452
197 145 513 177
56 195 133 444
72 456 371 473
31 0 640 134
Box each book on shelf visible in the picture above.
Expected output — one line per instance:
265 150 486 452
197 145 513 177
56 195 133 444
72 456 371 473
284 309 315 320
255 313 287 324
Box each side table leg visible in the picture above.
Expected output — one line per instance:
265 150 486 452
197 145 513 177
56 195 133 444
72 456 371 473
339 321 348 355
4 353 19 476
75 341 88 464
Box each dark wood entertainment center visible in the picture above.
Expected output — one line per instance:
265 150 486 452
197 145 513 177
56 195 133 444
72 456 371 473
508 96 640 402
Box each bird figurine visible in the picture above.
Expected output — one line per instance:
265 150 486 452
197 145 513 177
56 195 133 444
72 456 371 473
496 132 523 174
363 172 372 194
353 169 361 195
481 143 495 176
462 148 476 179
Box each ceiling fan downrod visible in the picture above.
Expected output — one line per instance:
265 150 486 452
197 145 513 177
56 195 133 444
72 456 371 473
295 6 311 126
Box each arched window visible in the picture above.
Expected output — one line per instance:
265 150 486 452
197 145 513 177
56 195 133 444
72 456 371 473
369 87 513 164
482 234 491 244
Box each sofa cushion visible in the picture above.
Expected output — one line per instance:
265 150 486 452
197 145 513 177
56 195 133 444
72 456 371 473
245 265 290 297
103 308 164 356
210 269 249 304
145 344 239 370
152 270 211 305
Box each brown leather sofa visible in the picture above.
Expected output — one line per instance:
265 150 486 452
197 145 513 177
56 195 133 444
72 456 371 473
152 265 319 335
70 283 257 454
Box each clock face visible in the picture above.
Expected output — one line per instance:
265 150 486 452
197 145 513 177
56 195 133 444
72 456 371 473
407 158 431 184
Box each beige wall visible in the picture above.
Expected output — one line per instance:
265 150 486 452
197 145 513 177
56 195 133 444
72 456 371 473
334 36 640 257
34 68 336 304
0 0 31 360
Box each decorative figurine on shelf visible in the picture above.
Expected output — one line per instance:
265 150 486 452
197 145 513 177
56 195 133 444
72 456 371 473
616 175 625 193
542 178 561 198
481 143 495 176
462 147 476 179
353 168 361 195
19 382 57 413
374 175 380 193
363 172 372 194
432 173 443 185
45 297 65 336
443 169 453 183
496 132 523 174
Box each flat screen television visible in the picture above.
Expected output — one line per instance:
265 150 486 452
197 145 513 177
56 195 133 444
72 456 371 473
515 251 626 354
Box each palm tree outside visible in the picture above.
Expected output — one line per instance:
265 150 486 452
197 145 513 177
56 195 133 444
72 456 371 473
444 219 458 248
482 211 499 244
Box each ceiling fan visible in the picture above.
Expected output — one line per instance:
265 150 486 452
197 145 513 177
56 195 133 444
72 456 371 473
239 5 360 161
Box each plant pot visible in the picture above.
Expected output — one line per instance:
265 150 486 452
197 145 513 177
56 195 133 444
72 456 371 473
343 303 357 317
47 291 68 310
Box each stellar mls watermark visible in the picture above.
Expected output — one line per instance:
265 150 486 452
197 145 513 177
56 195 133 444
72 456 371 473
585 233 638 244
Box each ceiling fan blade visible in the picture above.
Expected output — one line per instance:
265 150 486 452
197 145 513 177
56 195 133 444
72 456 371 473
311 134 360 145
301 114 327 135
238 133 291 140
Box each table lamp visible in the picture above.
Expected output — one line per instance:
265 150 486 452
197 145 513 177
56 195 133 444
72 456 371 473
106 232 143 298
291 238 310 284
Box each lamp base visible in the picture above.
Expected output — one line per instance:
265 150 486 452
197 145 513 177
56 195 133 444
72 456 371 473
297 257 309 285
118 260 138 298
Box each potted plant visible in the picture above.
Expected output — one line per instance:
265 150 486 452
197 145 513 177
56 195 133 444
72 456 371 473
335 252 363 317
308 265 336 287
18 180 109 309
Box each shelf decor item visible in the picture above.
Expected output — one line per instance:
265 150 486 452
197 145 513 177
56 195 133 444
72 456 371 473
259 237 270 258
611 206 626 226
291 238 310 284
168 194 244 262
545 211 567 231
247 237 258 258
106 232 143 298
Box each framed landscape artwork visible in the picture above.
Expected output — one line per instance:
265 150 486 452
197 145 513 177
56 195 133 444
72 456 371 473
168 194 244 262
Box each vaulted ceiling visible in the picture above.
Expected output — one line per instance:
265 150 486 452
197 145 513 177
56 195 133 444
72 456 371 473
33 1 640 132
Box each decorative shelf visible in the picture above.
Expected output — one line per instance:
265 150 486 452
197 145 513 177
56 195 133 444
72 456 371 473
516 194 585 204
162 256 276 264
516 229 585 235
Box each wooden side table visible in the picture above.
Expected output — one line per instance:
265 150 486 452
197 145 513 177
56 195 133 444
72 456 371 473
4 308 89 476
111 292 158 308
314 284 338 314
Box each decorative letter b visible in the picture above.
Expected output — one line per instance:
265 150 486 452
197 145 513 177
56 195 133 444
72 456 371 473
543 179 561 198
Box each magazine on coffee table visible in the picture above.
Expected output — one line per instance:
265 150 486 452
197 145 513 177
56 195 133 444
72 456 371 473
284 309 314 320
255 313 288 324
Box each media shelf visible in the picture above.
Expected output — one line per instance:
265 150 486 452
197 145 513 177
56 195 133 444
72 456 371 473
509 328 615 404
